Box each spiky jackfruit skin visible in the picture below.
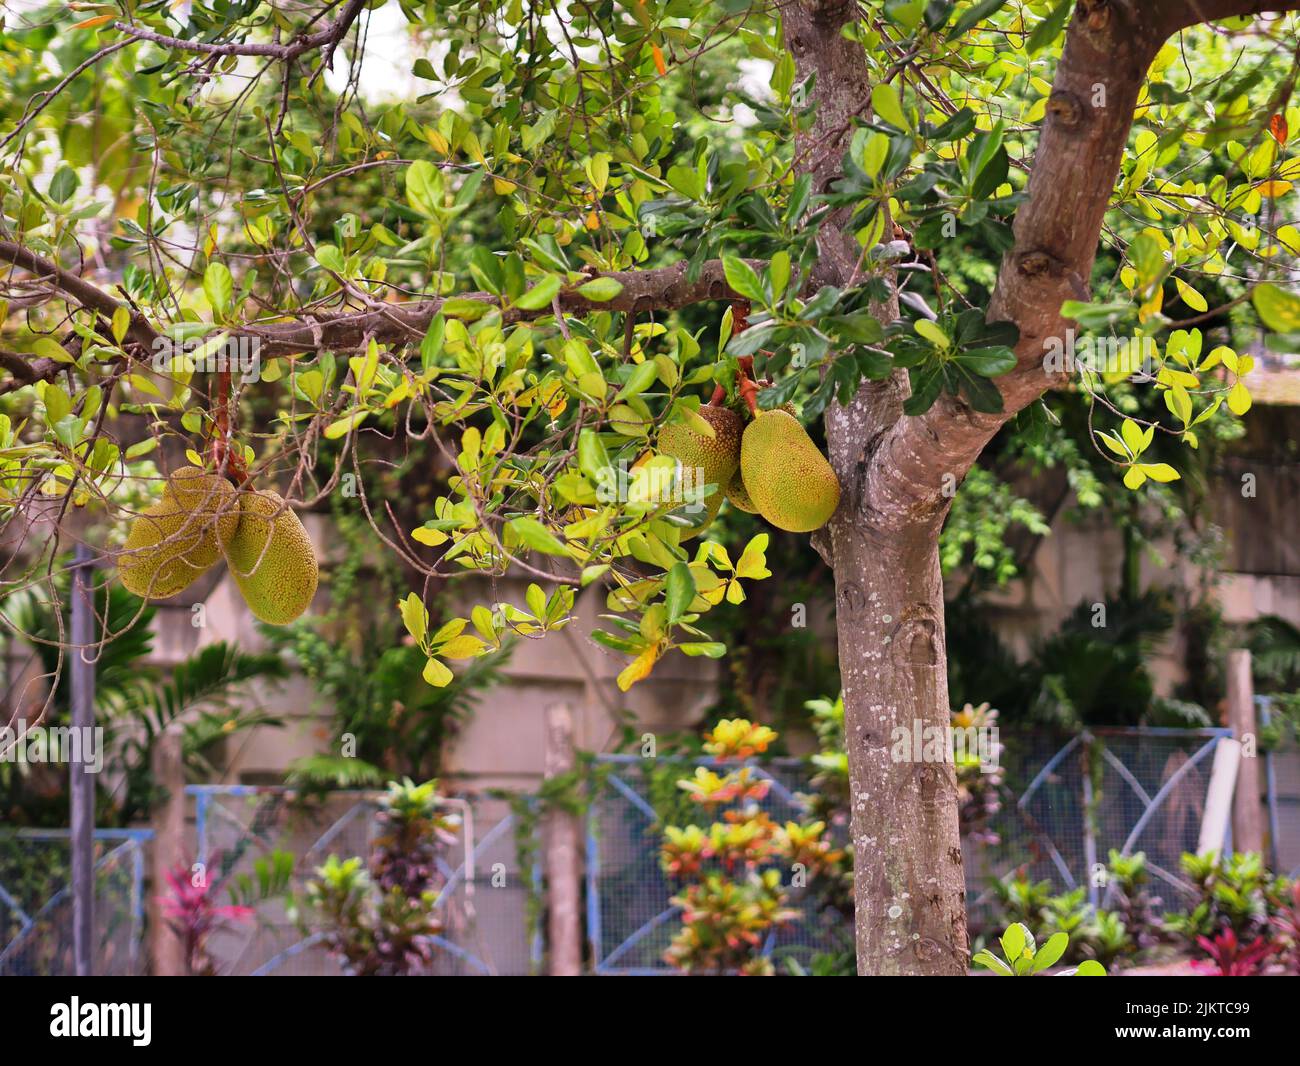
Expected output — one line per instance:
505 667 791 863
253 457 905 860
224 490 318 624
728 402 794 515
118 467 239 599
167 466 241 549
725 469 760 513
657 404 742 539
740 409 840 532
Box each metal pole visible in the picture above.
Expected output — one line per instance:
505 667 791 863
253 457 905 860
70 543 96 976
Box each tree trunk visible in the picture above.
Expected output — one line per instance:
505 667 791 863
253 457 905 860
828 503 966 975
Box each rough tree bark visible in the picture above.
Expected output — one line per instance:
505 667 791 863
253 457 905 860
785 0 1300 974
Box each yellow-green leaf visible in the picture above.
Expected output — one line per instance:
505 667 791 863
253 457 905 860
422 657 453 687
871 82 908 130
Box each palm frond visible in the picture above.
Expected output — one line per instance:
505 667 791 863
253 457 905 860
117 642 288 740
285 754 386 790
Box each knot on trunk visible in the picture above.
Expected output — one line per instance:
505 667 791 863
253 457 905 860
889 607 941 667
1046 90 1086 130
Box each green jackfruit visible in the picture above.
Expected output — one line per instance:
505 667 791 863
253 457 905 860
739 409 840 532
223 490 318 624
657 404 741 538
119 467 239 600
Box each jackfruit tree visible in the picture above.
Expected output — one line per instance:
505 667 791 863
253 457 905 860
1 1 1299 974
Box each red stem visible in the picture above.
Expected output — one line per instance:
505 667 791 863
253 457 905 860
209 368 248 484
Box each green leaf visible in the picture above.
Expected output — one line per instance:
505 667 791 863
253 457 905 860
615 360 658 402
204 262 234 318
111 306 131 344
971 949 1013 976
769 251 791 302
34 337 75 364
664 562 695 624
1071 960 1107 976
722 256 765 303
871 82 908 131
406 160 442 216
1027 0 1071 56
508 516 570 556
515 275 562 311
1032 932 1069 973
422 657 453 687
49 166 79 204
954 346 1016 377
577 277 624 302
324 411 368 439
1000 922 1028 965
678 642 726 657
1254 282 1300 333
1137 462 1180 483
398 592 428 644
577 428 611 483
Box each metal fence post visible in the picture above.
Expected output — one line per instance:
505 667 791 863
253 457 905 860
69 543 96 977
1080 733 1098 908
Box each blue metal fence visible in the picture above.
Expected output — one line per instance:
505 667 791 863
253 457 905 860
0 828 150 976
4 724 1294 976
187 785 536 975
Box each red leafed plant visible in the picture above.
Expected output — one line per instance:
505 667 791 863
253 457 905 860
1270 881 1300 974
157 858 255 976
1191 928 1281 976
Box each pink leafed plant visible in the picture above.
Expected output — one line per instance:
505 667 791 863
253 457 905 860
1191 928 1281 976
157 858 254 976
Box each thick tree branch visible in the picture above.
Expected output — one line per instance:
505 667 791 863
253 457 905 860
0 239 749 389
113 0 369 64
244 259 750 355
0 241 158 394
864 0 1300 525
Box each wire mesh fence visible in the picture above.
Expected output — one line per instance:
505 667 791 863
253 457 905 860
4 727 1296 975
0 829 148 976
1262 697 1300 879
188 786 535 976
587 729 1246 972
965 728 1230 928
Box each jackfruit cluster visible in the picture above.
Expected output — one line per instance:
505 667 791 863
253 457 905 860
657 402 840 534
118 470 318 624
119 467 240 599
